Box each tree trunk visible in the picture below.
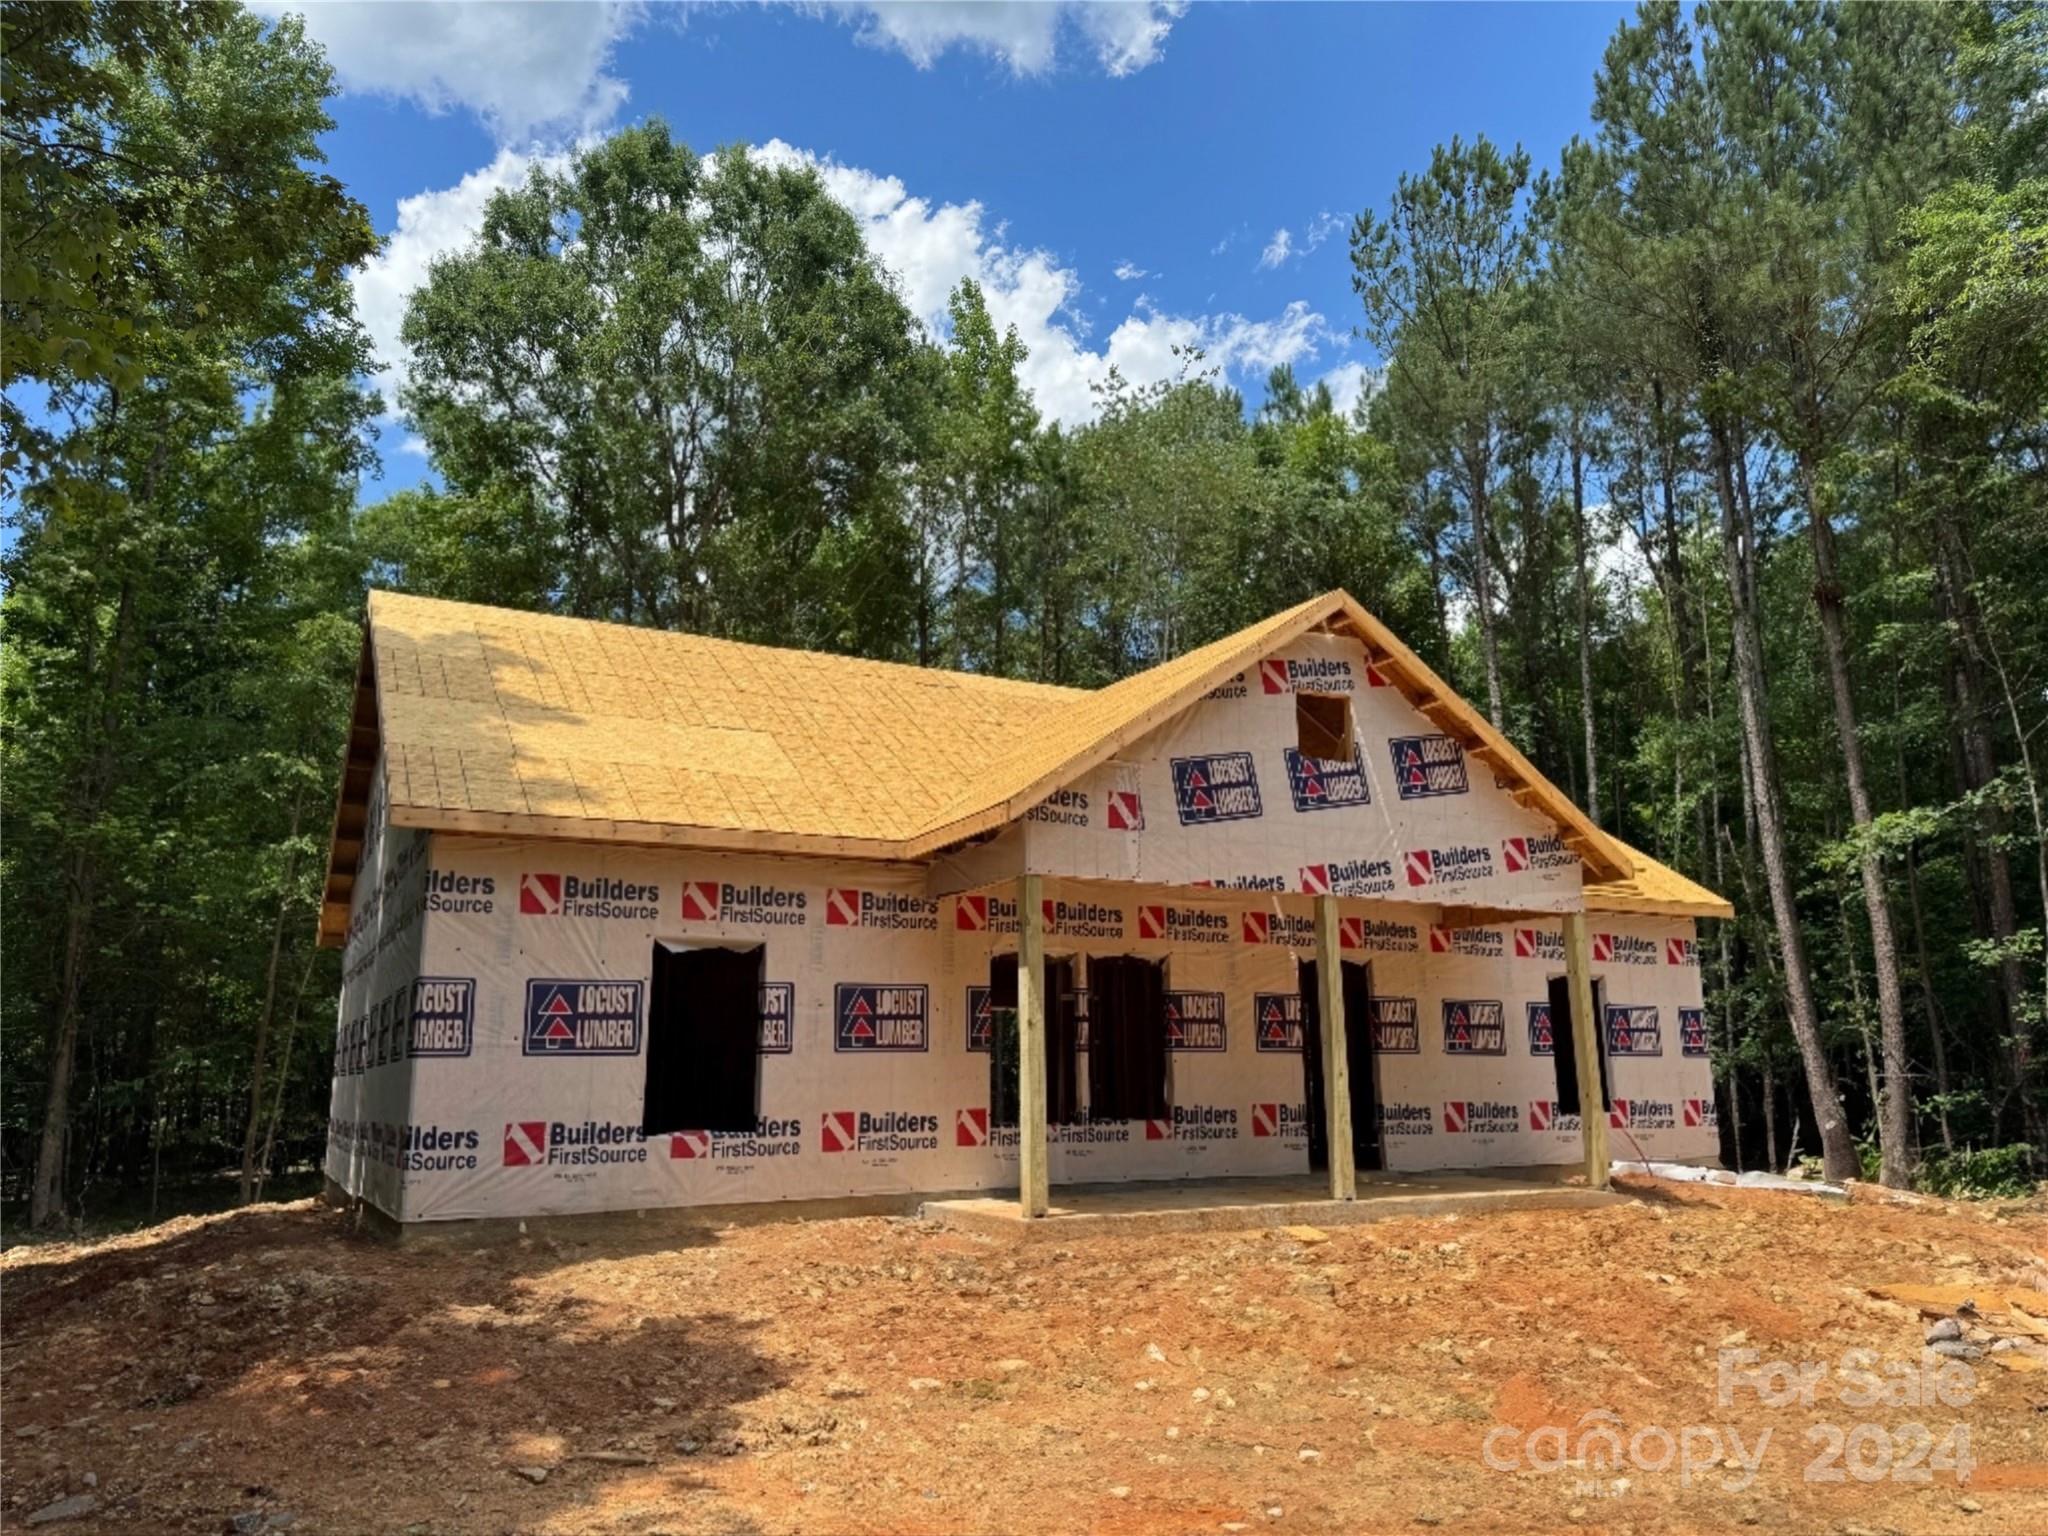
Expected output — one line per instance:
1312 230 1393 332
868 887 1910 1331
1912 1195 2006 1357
1709 420 1857 1181
31 854 94 1227
1762 1060 1780 1174
240 800 303 1203
1800 457 1912 1185
1570 437 1600 824
1465 444 1505 728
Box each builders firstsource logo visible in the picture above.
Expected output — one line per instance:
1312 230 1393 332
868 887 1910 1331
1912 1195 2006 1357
1679 1006 1710 1058
824 888 939 931
518 871 661 920
1684 1097 1719 1130
1610 1099 1677 1132
522 980 642 1056
678 879 807 927
1388 735 1469 799
424 869 496 916
1500 833 1576 874
1666 936 1699 966
1428 924 1504 958
1171 752 1264 825
1136 903 1230 945
1260 655 1356 694
1443 1100 1519 1135
503 1119 648 1168
1043 898 1125 940
1025 788 1090 828
1240 910 1315 947
1514 927 1566 962
819 1109 940 1155
1528 1100 1582 1134
1404 843 1495 888
1591 932 1659 966
1377 1102 1434 1138
1161 1104 1238 1142
954 893 1019 933
668 1118 802 1162
1299 857 1395 898
1250 1102 1310 1140
390 1124 480 1173
1351 917 1419 953
834 983 929 1052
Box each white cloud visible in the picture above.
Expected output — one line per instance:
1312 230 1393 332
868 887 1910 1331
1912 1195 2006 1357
1113 260 1150 282
1319 360 1382 418
254 1 643 142
1259 211 1342 271
824 1 1186 77
353 145 572 410
755 139 1332 423
357 135 1334 429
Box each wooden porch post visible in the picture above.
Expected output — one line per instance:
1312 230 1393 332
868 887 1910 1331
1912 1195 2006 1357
1561 911 1610 1189
1017 872 1050 1217
1313 895 1356 1200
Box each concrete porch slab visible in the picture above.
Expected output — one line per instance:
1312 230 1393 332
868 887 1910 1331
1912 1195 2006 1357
921 1171 1627 1241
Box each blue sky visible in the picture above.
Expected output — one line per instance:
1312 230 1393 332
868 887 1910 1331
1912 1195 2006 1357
271 2 1632 497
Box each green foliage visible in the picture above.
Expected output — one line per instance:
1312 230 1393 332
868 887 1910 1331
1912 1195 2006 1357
1917 1143 2040 1200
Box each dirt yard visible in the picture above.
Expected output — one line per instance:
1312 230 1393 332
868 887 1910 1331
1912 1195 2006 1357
4 1179 2045 1535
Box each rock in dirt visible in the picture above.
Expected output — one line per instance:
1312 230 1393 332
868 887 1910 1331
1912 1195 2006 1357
513 1466 550 1485
26 1494 98 1527
824 1379 868 1398
1926 1318 1963 1344
1930 1339 1982 1359
1282 1226 1330 1245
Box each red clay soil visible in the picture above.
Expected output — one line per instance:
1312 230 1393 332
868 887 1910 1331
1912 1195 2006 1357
3 1178 2046 1535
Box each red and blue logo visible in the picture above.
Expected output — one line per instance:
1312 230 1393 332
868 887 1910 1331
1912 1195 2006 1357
1171 752 1263 825
1387 735 1469 799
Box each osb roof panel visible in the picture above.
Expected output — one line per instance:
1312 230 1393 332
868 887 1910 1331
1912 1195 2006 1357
368 591 1080 844
1585 838 1734 919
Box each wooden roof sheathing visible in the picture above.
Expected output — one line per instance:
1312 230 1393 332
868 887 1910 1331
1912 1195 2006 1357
319 589 1729 944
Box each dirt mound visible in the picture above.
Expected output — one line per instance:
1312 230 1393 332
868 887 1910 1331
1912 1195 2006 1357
4 1185 2045 1533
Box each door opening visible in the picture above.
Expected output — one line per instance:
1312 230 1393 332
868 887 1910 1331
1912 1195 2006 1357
1299 957 1382 1172
643 941 764 1135
1546 973 1611 1116
988 953 1082 1127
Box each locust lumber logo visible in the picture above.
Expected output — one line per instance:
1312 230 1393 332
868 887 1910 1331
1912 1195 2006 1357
1605 1003 1663 1056
1514 927 1566 962
1240 910 1315 947
1284 749 1371 812
518 872 660 921
408 977 474 1058
820 1108 940 1155
1527 1001 1557 1056
834 984 929 1052
955 893 1019 933
1299 857 1394 898
1684 1097 1719 1130
1442 999 1507 1056
1137 904 1229 944
1378 1103 1434 1138
1679 1006 1709 1058
1250 1102 1309 1140
1429 925 1503 958
523 981 642 1056
1388 735 1469 800
1171 752 1263 825
425 869 496 916
1042 898 1125 940
1253 993 1304 1053
1405 842 1494 888
1443 1100 1518 1135
1026 788 1090 827
759 983 794 1053
826 888 939 931
1106 789 1145 830
1260 655 1357 694
1369 996 1421 1053
1501 833 1576 874
965 984 1003 1052
1165 991 1227 1051
668 1118 802 1162
680 879 807 927
1592 932 1658 966
503 1119 648 1168
1528 1100 1581 1133
1610 1098 1676 1131
1666 936 1698 966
